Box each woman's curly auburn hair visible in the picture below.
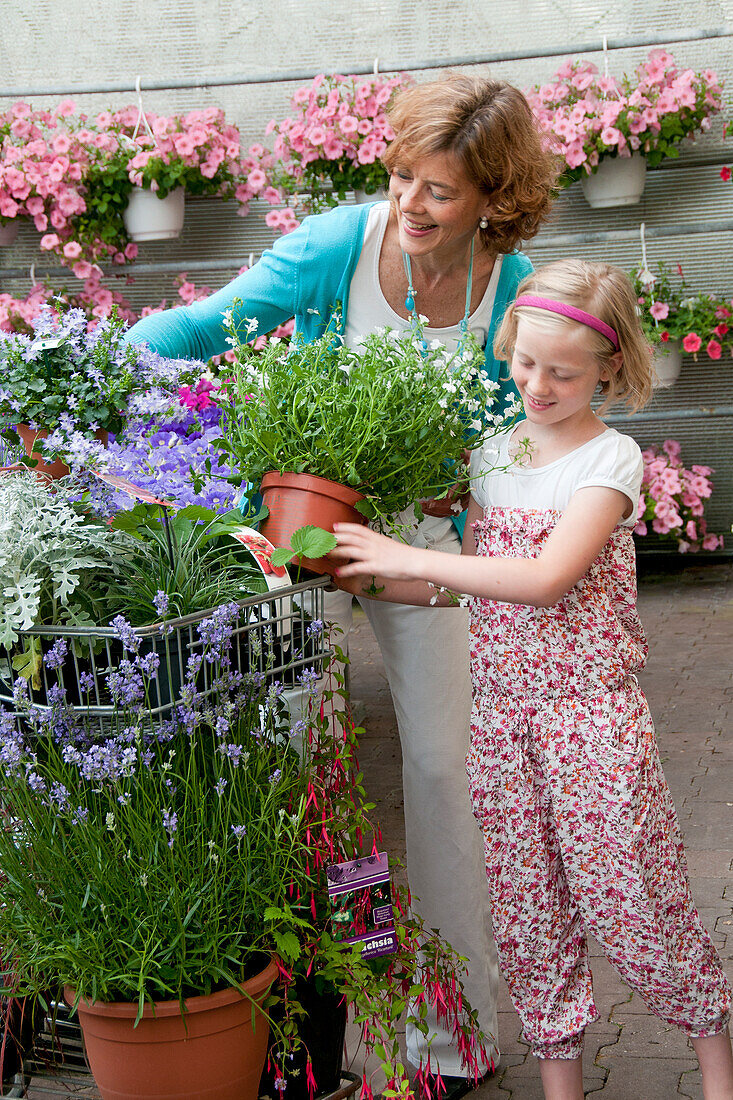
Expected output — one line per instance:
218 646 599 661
382 74 560 255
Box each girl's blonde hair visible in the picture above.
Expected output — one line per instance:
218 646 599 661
494 259 654 411
382 75 560 256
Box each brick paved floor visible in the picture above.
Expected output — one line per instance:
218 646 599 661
345 561 733 1099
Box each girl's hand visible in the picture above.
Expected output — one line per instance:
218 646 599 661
333 523 421 581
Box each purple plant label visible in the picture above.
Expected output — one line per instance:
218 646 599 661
326 851 397 958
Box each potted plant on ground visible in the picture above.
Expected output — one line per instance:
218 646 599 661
630 261 732 386
217 312 517 573
0 607 314 1100
256 649 493 1100
0 306 197 476
526 49 723 206
634 438 724 552
0 605 492 1100
263 72 413 217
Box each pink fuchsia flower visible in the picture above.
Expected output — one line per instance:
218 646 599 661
685 520 698 541
706 339 722 360
714 322 729 336
649 301 669 320
703 533 723 550
63 241 82 259
682 332 702 353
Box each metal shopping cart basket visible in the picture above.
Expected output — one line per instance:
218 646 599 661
0 576 332 736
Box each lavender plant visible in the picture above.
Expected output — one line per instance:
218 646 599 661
0 604 314 1014
0 612 492 1094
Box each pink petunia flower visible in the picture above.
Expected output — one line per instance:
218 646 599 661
682 332 702 353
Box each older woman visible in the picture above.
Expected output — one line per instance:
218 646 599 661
125 73 557 1095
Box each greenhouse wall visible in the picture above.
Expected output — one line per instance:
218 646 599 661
1 0 732 545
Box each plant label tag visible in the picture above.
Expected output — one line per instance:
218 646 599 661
32 336 64 351
89 470 175 508
326 851 397 958
229 526 290 587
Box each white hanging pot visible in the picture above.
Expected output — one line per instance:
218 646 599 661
580 154 647 208
652 341 683 388
352 188 382 204
123 186 185 241
0 220 19 246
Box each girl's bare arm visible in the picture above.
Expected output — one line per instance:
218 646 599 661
333 487 629 609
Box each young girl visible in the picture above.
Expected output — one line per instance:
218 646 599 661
333 259 733 1100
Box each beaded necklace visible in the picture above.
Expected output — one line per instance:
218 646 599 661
401 236 475 351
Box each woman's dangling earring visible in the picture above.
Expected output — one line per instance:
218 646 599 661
479 216 489 230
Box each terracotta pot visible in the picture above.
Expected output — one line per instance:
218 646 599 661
580 153 646 208
259 471 367 576
123 186 185 241
64 958 277 1100
652 341 683 388
15 424 109 480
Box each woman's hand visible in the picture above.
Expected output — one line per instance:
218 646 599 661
419 485 471 518
420 454 473 517
333 523 422 581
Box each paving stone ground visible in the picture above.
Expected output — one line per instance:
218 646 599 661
344 561 733 1100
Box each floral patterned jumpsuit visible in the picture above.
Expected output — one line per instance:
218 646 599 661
466 506 731 1059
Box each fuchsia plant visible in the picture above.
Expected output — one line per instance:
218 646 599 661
635 439 724 552
263 72 413 217
526 49 723 185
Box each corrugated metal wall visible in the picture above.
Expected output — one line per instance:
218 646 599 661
1 1 732 545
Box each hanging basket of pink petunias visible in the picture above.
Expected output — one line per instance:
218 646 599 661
525 49 723 208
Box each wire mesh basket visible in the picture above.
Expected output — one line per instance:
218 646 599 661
0 576 331 736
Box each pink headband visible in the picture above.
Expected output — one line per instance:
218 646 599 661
514 295 620 350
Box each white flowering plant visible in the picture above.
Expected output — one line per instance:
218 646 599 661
218 311 516 526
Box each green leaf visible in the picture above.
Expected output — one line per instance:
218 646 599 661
272 930 301 962
290 525 337 559
270 548 295 567
11 637 43 690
